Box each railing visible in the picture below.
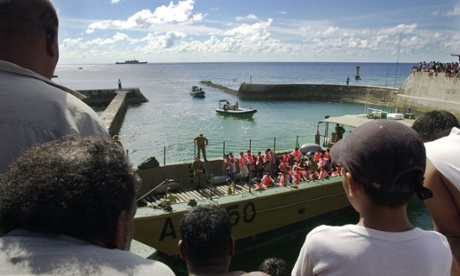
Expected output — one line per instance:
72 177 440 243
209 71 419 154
131 134 319 167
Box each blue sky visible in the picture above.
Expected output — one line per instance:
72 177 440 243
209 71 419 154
52 0 460 64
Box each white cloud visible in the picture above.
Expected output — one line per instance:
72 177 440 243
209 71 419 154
433 5 460 17
235 14 258 21
86 0 203 33
224 19 272 41
111 0 120 3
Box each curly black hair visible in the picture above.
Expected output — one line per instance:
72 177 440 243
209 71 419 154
412 110 459 141
0 136 139 247
179 204 232 266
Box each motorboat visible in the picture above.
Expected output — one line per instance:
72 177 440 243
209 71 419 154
215 99 257 117
190 86 205 98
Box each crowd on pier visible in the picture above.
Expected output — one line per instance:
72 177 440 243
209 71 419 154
412 60 460 77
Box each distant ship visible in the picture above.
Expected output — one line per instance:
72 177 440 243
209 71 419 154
115 59 147 64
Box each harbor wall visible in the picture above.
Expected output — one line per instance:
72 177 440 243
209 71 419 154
79 88 149 136
238 83 397 104
79 87 148 106
395 72 460 118
100 91 129 136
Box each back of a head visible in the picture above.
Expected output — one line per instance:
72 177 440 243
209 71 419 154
331 120 432 207
412 110 459 141
258 257 292 276
180 204 232 266
0 0 57 40
0 0 59 76
0 136 139 246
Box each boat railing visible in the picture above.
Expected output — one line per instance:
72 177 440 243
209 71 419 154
131 134 318 167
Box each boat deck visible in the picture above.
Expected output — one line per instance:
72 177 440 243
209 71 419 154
139 181 255 206
136 176 344 217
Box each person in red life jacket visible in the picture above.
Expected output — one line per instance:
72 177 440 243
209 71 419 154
283 153 291 166
278 157 287 186
245 150 255 178
298 159 311 181
318 166 329 180
254 178 266 191
291 147 303 163
292 167 307 185
278 157 287 174
228 152 236 181
238 152 249 184
323 148 331 161
314 150 322 162
261 172 274 188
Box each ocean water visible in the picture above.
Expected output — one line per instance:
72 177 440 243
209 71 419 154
54 62 431 274
55 62 414 167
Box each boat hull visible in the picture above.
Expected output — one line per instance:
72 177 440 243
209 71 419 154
190 92 205 98
215 108 257 117
134 176 349 256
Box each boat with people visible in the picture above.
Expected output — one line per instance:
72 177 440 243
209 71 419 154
315 109 416 148
215 99 257 117
115 58 148 64
190 86 205 98
132 111 417 257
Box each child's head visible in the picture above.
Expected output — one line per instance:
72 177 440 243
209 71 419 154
331 120 432 207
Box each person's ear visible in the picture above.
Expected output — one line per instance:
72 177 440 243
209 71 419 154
46 28 58 58
114 210 128 250
229 237 235 256
178 240 187 260
346 172 361 196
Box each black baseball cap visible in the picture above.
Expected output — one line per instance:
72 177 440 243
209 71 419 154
330 120 432 200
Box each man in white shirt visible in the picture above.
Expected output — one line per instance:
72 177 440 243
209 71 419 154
0 0 110 173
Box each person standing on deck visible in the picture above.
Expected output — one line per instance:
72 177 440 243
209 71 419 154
0 0 110 174
238 152 249 184
118 79 122 89
194 133 208 161
192 155 204 189
335 123 345 141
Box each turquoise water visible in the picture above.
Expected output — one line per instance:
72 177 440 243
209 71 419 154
54 62 431 274
55 62 414 167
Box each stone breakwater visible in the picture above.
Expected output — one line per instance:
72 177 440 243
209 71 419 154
238 83 396 104
78 87 148 136
396 72 460 118
201 80 397 105
202 75 460 119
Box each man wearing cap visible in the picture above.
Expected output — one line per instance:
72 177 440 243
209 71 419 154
292 120 451 276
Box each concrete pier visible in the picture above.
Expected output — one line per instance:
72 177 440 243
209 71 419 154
78 88 148 136
395 72 460 118
238 83 396 104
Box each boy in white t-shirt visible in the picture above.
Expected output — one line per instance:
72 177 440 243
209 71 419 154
292 120 452 276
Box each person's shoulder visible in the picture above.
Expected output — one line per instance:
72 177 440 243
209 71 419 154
106 249 175 275
306 224 347 238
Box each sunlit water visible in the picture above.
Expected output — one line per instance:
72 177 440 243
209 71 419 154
55 62 430 274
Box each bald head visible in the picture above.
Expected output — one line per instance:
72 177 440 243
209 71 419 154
0 0 59 78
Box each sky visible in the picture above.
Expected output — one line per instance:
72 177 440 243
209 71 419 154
52 0 460 64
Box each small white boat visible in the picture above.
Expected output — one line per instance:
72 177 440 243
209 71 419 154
190 86 205 98
215 100 257 117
